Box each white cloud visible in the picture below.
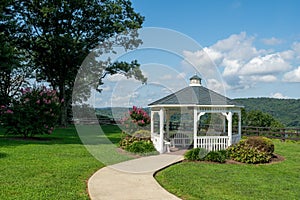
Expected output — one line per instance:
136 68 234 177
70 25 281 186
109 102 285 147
261 37 283 45
279 50 294 60
283 66 300 82
106 74 139 83
292 42 300 60
250 75 277 82
239 53 291 76
159 74 172 80
271 92 289 99
183 32 297 90
206 78 230 94
222 58 241 76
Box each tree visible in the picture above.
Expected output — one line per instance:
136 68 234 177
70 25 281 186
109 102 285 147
245 110 284 128
0 1 30 106
13 0 145 126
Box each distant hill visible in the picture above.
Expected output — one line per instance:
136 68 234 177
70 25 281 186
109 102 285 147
95 98 300 127
234 98 300 127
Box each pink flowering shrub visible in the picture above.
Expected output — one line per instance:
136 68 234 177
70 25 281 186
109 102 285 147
129 106 150 126
120 106 150 134
0 87 61 138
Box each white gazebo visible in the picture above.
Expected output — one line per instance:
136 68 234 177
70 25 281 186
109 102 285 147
149 75 243 154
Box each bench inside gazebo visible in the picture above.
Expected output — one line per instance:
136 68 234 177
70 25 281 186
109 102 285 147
148 75 243 154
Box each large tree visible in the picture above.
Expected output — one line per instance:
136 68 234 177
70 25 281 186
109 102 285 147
0 0 30 106
13 0 145 125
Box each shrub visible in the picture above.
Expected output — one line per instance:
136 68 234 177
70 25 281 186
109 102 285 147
184 148 208 161
129 106 150 126
132 130 151 138
119 134 140 149
119 134 156 154
125 140 156 154
205 151 227 163
0 87 61 138
184 148 228 163
228 136 275 164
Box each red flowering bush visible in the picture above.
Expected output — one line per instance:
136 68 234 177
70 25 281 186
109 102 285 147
120 106 150 134
0 87 61 138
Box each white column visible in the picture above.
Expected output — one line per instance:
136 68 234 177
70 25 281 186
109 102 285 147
165 110 170 139
159 108 164 153
223 116 226 133
222 111 233 146
193 107 198 148
227 112 233 146
238 110 242 138
150 110 154 139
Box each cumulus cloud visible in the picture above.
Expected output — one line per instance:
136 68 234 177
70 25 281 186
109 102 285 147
292 42 300 60
271 92 289 99
183 32 298 90
283 66 300 82
239 53 291 76
261 37 283 45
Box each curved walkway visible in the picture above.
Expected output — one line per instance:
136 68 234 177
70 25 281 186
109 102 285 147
88 154 184 200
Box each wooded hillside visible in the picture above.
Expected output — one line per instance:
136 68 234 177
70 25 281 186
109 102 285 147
234 98 300 127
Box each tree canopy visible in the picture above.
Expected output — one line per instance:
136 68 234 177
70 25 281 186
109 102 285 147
0 1 30 105
4 0 146 125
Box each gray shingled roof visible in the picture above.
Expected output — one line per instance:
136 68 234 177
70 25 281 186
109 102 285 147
148 86 241 106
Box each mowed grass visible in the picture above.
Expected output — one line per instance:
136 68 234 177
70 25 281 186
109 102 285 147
155 140 300 200
0 125 125 200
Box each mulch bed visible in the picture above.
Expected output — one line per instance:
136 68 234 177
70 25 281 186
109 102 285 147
224 153 285 165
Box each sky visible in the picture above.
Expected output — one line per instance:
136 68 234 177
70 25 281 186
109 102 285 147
84 0 300 108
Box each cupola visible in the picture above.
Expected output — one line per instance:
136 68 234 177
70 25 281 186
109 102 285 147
189 75 201 86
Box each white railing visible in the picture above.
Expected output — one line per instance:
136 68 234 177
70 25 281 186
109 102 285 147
196 136 229 151
170 132 192 148
151 133 161 151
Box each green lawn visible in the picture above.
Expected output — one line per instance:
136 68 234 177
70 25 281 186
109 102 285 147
155 140 300 200
0 125 127 200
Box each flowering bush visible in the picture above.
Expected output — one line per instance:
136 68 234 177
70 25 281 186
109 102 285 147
0 87 61 138
129 106 150 126
120 106 150 134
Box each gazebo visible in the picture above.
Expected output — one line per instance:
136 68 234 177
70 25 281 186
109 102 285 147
148 75 243 154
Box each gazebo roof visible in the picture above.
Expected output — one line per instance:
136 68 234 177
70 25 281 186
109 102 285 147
148 76 242 107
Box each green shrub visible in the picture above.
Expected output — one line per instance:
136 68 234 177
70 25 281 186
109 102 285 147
132 130 151 138
204 151 227 163
119 134 140 149
119 134 157 154
245 136 274 154
228 136 275 164
125 140 156 154
184 148 208 161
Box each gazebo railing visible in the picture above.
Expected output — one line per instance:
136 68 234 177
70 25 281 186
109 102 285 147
196 136 229 151
151 133 161 151
170 132 192 148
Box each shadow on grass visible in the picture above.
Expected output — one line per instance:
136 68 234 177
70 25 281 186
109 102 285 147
0 152 7 158
0 124 123 146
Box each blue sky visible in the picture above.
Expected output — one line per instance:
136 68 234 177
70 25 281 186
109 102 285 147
87 0 300 107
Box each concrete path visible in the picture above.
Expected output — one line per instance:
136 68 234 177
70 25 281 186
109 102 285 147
88 154 184 200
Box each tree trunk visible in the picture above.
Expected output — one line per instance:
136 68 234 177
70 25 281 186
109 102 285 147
59 84 68 127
